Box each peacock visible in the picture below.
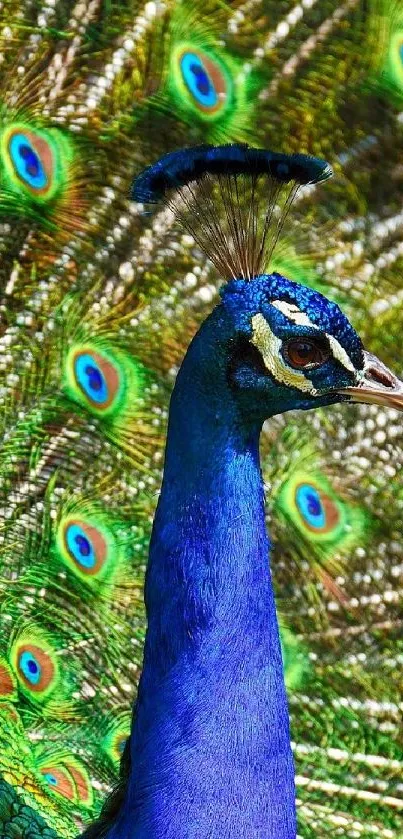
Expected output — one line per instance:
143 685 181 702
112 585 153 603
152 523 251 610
75 144 403 839
0 1 402 838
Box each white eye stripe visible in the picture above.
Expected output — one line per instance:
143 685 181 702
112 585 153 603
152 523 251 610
251 314 317 394
271 300 356 374
326 335 356 373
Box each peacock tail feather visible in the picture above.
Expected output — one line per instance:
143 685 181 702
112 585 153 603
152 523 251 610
0 1 402 837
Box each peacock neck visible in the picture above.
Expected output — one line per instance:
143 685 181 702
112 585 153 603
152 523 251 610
108 312 296 839
144 400 273 673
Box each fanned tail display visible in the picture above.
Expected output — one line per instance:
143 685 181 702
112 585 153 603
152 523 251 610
0 2 402 838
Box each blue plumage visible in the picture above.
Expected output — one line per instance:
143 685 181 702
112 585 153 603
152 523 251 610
107 288 298 838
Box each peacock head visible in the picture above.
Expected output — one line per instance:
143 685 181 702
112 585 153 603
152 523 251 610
220 271 403 418
132 144 403 421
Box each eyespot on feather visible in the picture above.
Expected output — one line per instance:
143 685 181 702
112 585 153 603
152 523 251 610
155 11 265 144
71 349 121 411
36 751 93 807
294 482 340 534
9 628 59 703
276 469 366 553
40 767 76 801
175 47 229 116
63 342 144 425
16 645 56 694
61 520 108 575
0 122 73 204
55 509 122 586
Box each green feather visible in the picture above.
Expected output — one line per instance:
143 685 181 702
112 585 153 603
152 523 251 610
0 118 74 214
145 0 264 143
276 468 367 553
101 712 131 767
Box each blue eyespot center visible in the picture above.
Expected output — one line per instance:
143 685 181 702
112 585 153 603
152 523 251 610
74 354 108 404
400 43 403 64
44 773 58 786
75 534 91 557
9 134 47 190
180 53 218 108
307 493 321 516
190 62 211 95
296 484 325 529
19 651 41 684
85 364 103 392
20 144 41 177
66 524 96 569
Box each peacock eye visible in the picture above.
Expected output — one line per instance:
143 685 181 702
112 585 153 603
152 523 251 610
284 338 330 369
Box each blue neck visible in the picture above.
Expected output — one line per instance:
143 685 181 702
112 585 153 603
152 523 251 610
108 312 296 839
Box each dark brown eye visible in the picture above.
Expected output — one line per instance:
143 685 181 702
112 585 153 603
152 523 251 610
284 338 330 369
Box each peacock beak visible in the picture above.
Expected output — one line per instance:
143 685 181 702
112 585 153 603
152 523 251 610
338 351 403 410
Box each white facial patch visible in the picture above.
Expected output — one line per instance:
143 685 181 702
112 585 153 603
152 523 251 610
271 299 314 327
251 313 317 394
326 334 356 374
271 300 356 374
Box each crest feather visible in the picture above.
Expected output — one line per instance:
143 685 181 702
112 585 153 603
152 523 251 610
132 144 332 280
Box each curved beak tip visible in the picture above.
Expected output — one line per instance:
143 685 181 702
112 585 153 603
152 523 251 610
339 351 403 411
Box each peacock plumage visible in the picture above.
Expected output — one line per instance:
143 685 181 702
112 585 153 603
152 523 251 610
0 1 402 838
